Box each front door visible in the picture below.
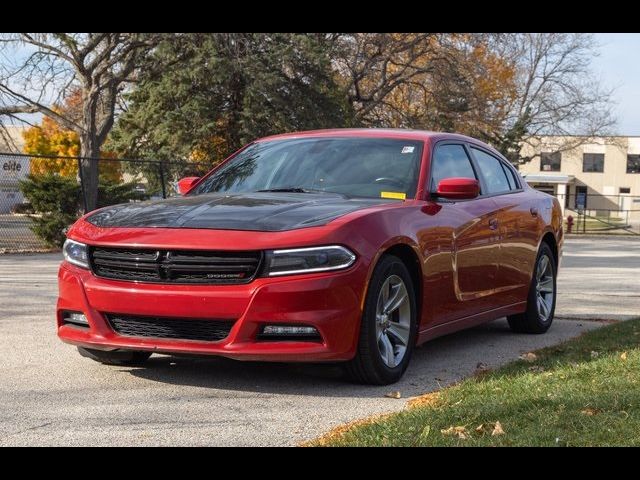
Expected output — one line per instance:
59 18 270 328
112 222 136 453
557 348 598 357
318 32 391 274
426 143 502 324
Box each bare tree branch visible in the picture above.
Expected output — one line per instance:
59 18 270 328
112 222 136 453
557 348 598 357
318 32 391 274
0 104 40 114
0 32 166 210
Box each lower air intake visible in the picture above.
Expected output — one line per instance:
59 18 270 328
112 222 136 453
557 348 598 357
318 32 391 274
106 314 234 342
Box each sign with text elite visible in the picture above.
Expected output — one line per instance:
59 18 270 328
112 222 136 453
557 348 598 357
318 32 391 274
0 157 30 187
0 157 30 213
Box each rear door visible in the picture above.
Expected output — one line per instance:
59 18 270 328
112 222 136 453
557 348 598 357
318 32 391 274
428 143 502 323
468 146 535 306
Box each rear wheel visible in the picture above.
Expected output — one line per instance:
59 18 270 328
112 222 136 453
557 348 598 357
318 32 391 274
507 242 556 334
346 255 417 385
77 347 152 366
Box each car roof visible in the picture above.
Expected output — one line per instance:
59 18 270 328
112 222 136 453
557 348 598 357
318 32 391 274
258 128 478 144
256 128 506 160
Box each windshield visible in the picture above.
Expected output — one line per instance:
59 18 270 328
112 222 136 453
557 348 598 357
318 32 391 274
190 137 424 199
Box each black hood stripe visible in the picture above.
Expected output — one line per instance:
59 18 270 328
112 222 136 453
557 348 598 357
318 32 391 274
87 192 396 231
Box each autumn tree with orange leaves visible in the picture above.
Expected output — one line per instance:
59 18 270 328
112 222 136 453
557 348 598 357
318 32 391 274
335 34 518 136
331 33 613 163
22 90 122 182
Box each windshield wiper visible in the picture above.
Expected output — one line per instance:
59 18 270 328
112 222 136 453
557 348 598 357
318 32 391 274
257 187 325 194
255 187 350 198
257 187 307 193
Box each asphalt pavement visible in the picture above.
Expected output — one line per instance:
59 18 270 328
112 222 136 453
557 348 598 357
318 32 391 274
0 236 637 446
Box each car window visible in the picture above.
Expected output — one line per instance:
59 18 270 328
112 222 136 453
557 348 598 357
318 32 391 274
430 144 477 192
471 147 511 194
502 163 515 189
191 138 423 200
507 164 521 189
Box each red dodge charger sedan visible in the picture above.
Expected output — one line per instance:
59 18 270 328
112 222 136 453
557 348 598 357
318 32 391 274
57 129 562 384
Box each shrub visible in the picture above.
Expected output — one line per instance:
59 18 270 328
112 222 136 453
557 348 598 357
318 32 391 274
98 179 148 207
19 174 149 248
10 202 34 214
19 174 80 247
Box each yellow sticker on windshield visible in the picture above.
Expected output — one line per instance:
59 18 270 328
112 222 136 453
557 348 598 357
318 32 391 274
381 191 406 200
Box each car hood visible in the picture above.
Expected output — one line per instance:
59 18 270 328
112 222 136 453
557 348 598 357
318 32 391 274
85 192 396 232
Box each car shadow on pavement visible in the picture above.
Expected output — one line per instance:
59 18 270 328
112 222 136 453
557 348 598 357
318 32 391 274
125 319 567 398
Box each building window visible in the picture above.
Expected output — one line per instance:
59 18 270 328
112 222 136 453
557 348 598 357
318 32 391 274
575 186 588 210
583 153 604 172
541 152 561 172
620 187 631 194
628 155 640 174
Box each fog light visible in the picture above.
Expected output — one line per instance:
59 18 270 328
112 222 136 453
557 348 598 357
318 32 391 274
63 311 89 327
262 325 319 336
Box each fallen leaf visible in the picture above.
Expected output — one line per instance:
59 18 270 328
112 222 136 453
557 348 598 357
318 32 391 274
620 352 628 361
475 421 504 436
303 412 395 446
407 391 440 409
491 421 505 436
519 352 537 362
528 365 545 373
581 408 600 416
590 351 599 359
441 426 468 439
385 391 401 399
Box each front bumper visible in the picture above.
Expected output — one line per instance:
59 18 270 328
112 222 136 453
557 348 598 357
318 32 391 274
57 261 367 362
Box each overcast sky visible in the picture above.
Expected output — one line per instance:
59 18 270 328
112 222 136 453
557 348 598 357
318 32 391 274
594 33 640 135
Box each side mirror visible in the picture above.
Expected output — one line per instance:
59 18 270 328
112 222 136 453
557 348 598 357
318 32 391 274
177 176 200 195
435 177 479 200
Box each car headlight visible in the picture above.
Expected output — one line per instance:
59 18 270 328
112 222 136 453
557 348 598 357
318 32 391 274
63 239 89 269
263 245 356 277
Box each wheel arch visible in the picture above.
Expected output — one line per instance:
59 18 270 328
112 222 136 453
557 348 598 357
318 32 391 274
376 242 423 339
540 230 558 267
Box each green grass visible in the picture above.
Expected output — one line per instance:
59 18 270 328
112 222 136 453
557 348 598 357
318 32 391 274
312 318 640 446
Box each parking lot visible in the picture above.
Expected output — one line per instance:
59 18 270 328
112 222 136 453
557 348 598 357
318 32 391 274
0 236 638 446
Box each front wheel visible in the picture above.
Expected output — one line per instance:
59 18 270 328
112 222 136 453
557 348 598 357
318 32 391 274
507 242 557 334
77 347 152 366
346 255 417 385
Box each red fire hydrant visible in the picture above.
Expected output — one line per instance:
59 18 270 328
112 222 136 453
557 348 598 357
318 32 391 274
566 215 574 233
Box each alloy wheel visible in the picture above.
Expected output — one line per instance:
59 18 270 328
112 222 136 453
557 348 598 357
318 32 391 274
535 254 554 322
375 274 412 368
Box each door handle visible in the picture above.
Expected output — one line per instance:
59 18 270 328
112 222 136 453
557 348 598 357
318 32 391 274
489 218 499 230
530 207 538 217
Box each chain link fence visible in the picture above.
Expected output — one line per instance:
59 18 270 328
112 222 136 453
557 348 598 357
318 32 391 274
558 193 640 235
3 151 640 253
0 152 212 253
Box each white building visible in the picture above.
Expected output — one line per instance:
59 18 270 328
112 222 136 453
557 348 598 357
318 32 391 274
519 136 640 222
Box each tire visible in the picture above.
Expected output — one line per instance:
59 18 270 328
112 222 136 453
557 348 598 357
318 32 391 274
77 347 152 366
346 254 418 385
507 242 556 334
